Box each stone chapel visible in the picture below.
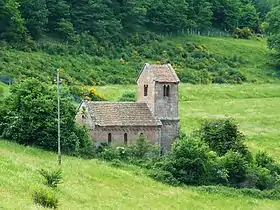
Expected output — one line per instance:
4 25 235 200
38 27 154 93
76 63 180 152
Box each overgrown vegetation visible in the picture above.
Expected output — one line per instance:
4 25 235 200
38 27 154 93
266 5 280 68
1 0 279 87
0 79 93 156
39 168 63 188
92 119 280 195
33 188 59 209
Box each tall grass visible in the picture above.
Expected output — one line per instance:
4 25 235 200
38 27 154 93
1 140 280 209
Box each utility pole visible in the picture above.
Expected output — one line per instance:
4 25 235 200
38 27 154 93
57 68 61 165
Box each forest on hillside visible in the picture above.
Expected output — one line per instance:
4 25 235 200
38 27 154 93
0 0 280 86
1 0 279 44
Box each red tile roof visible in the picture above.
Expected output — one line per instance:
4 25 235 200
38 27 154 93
85 101 162 127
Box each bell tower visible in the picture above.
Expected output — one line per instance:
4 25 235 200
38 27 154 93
137 63 180 152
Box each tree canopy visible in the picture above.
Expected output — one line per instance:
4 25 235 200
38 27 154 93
0 0 278 43
0 78 92 155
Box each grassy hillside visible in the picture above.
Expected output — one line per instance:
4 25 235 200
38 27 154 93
1 140 280 210
0 36 278 86
97 83 280 159
184 36 277 82
0 82 9 97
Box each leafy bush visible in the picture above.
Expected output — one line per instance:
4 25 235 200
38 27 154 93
158 137 217 185
95 137 160 165
129 137 159 160
255 151 280 174
199 119 251 159
234 27 253 39
149 170 180 186
220 151 249 186
33 188 59 209
0 79 91 155
97 147 120 161
246 165 275 190
39 168 63 188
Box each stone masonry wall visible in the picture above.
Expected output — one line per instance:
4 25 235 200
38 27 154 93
154 82 179 120
137 65 156 115
160 120 179 152
91 126 161 147
75 102 94 130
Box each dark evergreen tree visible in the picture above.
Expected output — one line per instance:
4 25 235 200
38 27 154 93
187 0 213 29
112 0 148 33
147 0 189 33
0 0 27 42
18 0 49 39
239 3 260 31
70 0 122 41
46 0 74 40
212 0 242 31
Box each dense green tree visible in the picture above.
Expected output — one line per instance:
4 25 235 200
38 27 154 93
252 0 280 19
187 0 213 29
266 6 280 52
112 0 148 33
46 0 74 39
146 0 189 33
0 79 92 154
199 119 251 159
239 3 260 31
0 0 27 42
212 0 242 31
18 0 49 39
70 0 122 41
221 150 248 184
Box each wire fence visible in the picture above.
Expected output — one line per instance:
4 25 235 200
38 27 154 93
158 28 232 38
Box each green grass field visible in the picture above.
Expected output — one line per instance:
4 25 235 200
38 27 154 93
183 36 278 83
1 35 280 208
1 140 280 210
97 83 280 159
2 83 280 209
0 82 9 97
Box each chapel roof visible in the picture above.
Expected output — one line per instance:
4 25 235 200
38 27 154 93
84 101 162 127
137 63 180 83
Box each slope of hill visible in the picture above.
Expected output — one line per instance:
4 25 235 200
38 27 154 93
0 82 9 97
0 36 278 86
185 36 278 82
97 83 280 159
1 140 280 210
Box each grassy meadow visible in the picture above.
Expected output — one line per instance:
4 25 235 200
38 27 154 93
97 83 280 159
0 82 9 97
1 140 280 210
184 36 278 83
1 35 280 209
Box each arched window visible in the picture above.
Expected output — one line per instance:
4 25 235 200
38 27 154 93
124 133 128 145
166 85 170 97
108 133 112 144
144 85 148 96
163 85 170 97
